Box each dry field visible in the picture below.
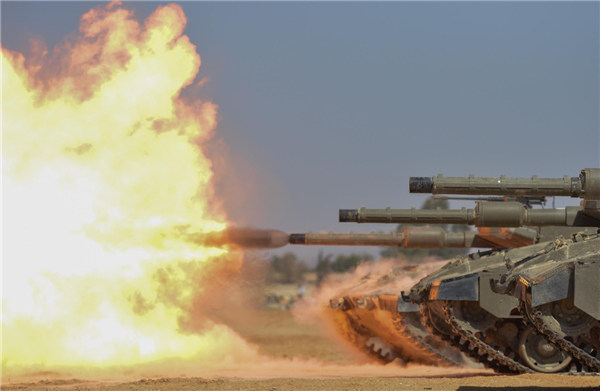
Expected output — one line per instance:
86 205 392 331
4 309 600 391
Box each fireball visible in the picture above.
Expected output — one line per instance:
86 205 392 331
2 2 255 378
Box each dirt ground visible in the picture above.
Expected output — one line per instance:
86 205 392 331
7 375 600 391
4 310 600 391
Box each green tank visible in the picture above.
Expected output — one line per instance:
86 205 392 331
334 227 589 371
400 169 600 374
293 197 588 369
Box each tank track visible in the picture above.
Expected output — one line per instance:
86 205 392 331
441 302 534 374
392 312 463 367
339 314 401 364
419 305 495 370
418 303 532 374
523 299 600 375
365 336 401 363
334 304 462 366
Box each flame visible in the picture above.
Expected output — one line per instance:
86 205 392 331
1 2 256 378
2 3 491 382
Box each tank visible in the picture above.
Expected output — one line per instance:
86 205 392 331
401 169 600 374
290 199 584 369
332 229 588 371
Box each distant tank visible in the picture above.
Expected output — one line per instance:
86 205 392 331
395 169 600 374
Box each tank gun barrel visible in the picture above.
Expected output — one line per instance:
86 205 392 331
289 228 479 248
431 195 546 209
340 207 476 225
340 202 600 227
409 168 600 200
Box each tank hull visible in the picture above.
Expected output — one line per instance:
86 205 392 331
404 229 595 373
494 231 600 373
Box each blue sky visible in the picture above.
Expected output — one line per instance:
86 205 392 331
3 2 599 262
